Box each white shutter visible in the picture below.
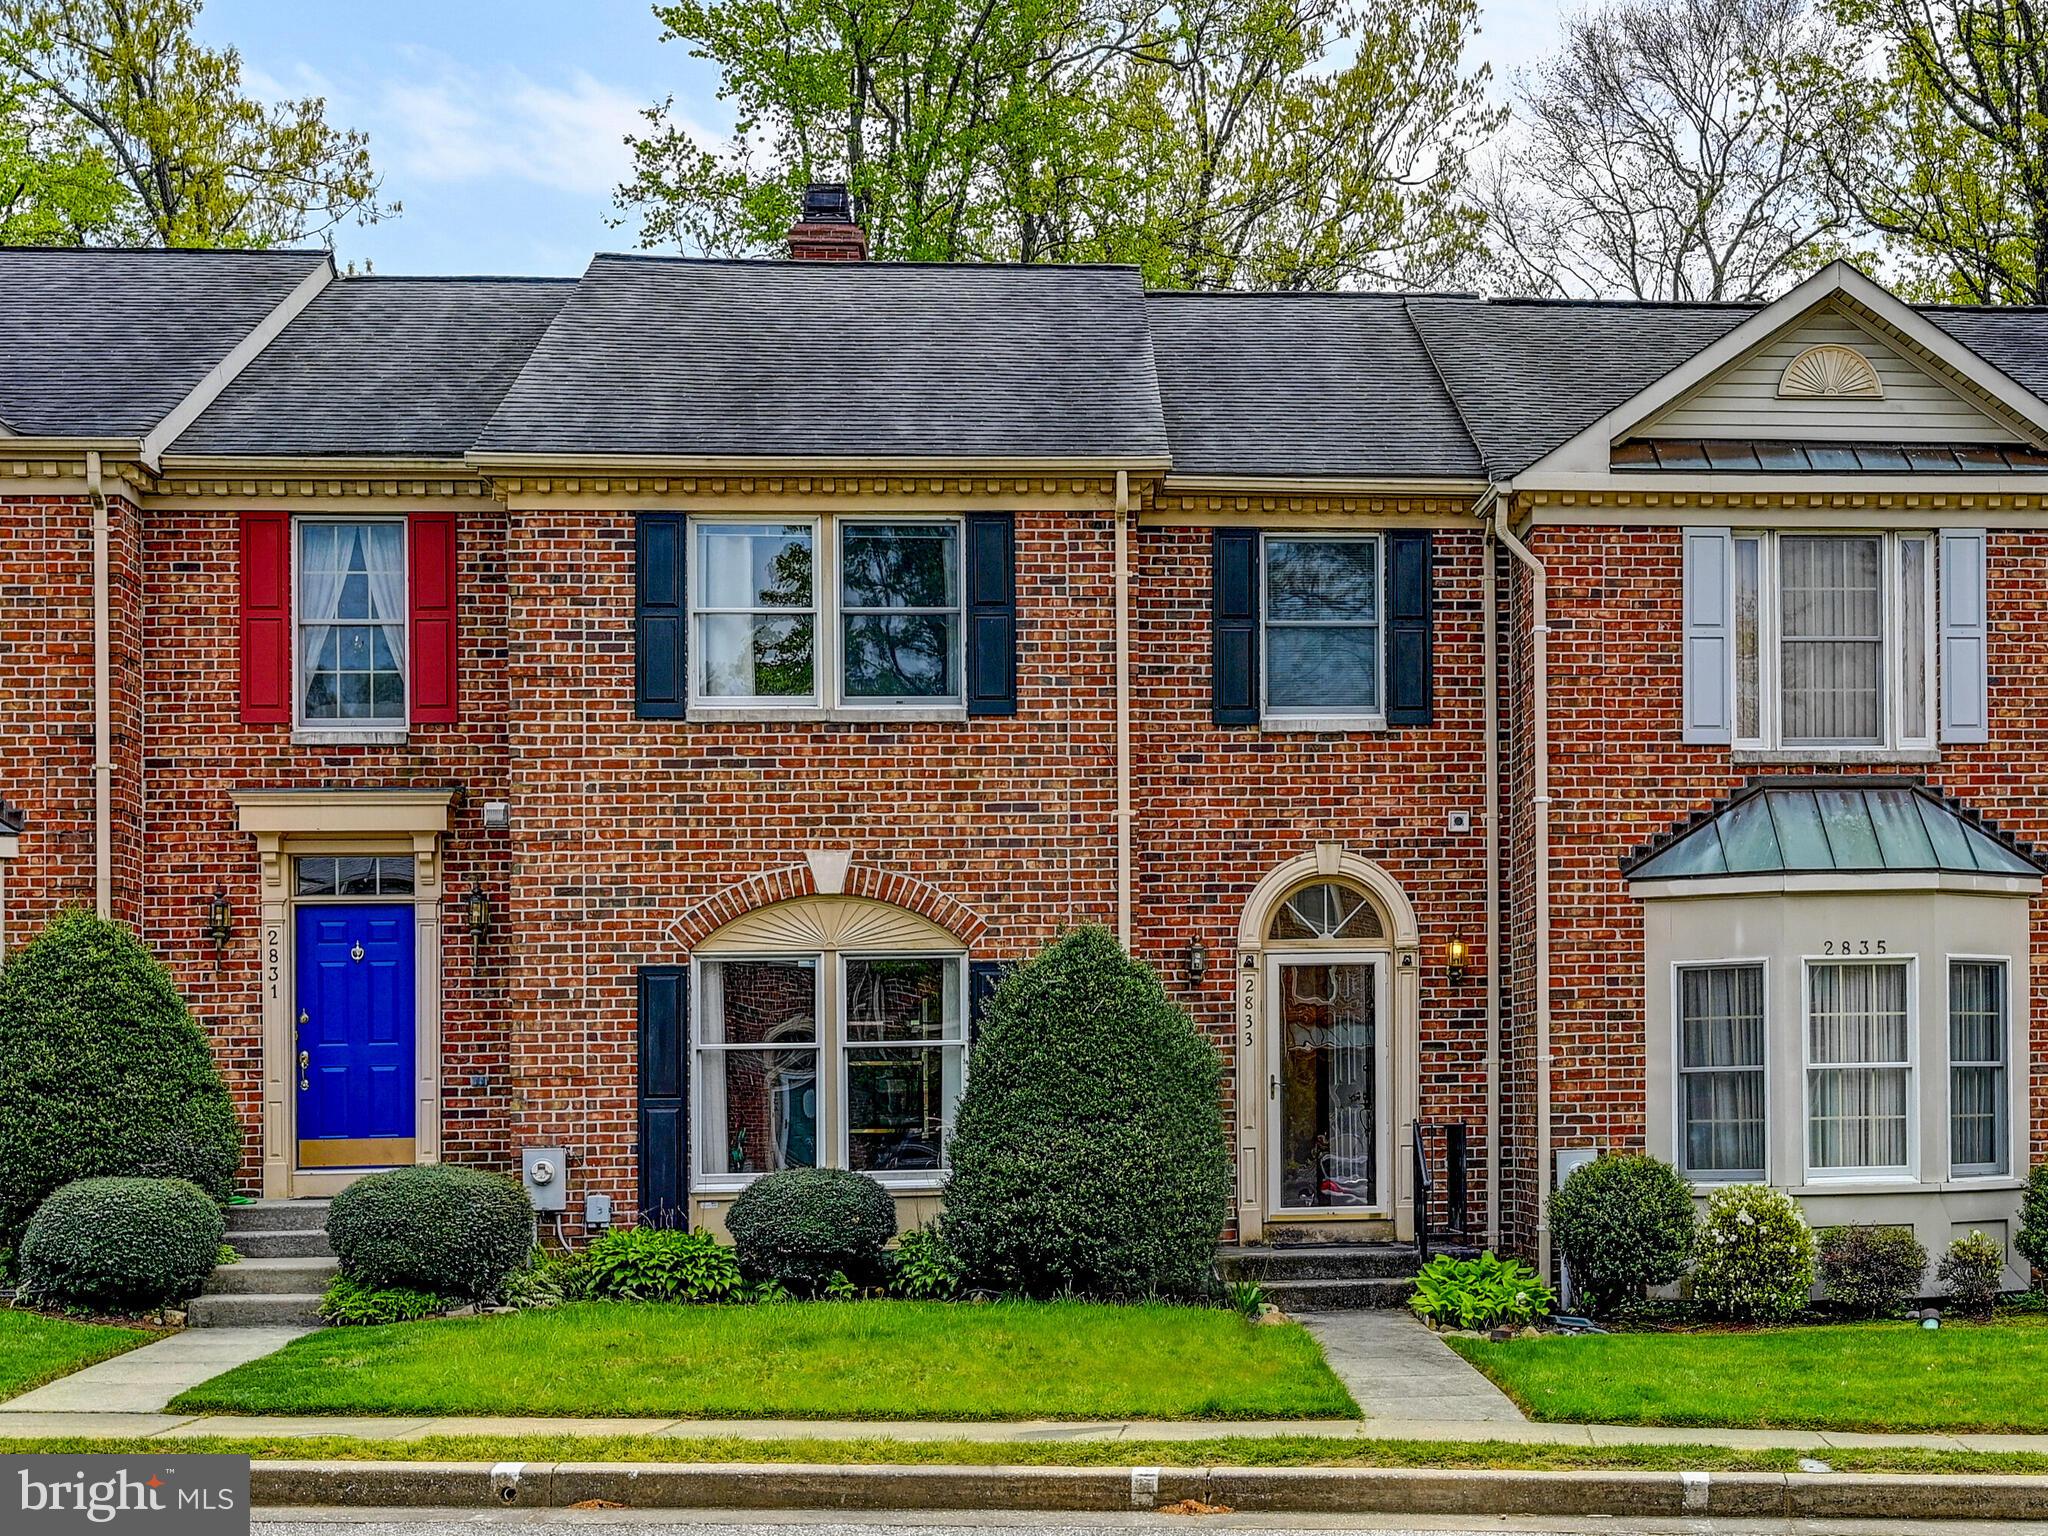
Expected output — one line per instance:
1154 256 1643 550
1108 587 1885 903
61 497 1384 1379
1682 528 1734 744
1940 529 1989 744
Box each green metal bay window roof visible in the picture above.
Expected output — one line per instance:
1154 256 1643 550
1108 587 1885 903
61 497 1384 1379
1625 777 2044 882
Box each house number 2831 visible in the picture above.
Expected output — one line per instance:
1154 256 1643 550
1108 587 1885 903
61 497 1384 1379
1821 939 1889 955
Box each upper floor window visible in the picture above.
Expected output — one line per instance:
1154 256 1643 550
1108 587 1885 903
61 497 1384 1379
691 516 963 710
297 518 406 730
1262 534 1382 724
1733 530 1932 751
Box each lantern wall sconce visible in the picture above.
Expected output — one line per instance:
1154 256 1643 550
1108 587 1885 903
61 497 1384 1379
205 888 234 954
1184 935 1208 987
465 887 492 941
1446 939 1470 984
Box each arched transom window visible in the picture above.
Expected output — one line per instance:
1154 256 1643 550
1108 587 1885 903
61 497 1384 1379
1268 882 1383 942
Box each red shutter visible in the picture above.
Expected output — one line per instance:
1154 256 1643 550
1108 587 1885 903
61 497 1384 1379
409 512 459 724
239 512 291 724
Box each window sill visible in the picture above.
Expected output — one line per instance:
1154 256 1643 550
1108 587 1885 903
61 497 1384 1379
685 705 968 725
1258 715 1388 735
694 1178 948 1198
292 729 410 747
1732 748 1938 766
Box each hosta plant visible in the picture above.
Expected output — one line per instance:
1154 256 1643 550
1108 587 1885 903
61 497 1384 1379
1408 1251 1556 1331
577 1225 742 1303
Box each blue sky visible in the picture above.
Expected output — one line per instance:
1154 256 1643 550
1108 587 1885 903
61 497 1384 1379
203 0 1559 277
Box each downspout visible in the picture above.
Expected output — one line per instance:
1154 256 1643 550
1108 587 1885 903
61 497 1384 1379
87 451 112 921
1491 485 1552 1282
1476 483 1502 1252
1114 470 1132 947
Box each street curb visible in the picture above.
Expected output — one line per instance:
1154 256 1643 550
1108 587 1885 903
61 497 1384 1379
247 1460 2048 1520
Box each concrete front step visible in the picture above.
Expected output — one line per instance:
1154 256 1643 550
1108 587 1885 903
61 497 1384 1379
203 1256 338 1296
224 1198 331 1233
186 1291 326 1328
1258 1275 1419 1311
224 1229 333 1259
1218 1243 1432 1283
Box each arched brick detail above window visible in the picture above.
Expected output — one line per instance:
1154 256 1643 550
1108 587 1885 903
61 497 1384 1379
666 861 990 954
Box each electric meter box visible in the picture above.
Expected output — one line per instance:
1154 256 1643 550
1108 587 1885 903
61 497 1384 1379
521 1146 568 1211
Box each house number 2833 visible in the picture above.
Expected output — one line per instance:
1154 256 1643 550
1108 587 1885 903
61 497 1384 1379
1822 939 1888 955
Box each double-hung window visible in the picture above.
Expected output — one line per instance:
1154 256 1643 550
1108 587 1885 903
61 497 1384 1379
1676 964 1766 1180
1262 534 1382 723
690 516 963 711
296 518 407 730
1806 959 1912 1177
1733 531 1932 751
1949 959 2009 1176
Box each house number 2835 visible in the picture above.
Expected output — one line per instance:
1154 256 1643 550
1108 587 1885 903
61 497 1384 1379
1822 939 1888 955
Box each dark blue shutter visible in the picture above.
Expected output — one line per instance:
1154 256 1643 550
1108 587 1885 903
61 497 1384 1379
1212 527 1259 725
968 960 1004 1046
965 513 1016 716
637 965 689 1225
636 513 686 719
1385 530 1433 727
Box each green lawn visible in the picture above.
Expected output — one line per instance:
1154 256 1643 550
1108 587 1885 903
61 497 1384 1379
0 1311 155 1402
171 1300 1355 1421
1449 1316 2048 1433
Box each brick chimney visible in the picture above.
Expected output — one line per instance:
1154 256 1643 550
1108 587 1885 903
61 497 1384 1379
787 181 867 261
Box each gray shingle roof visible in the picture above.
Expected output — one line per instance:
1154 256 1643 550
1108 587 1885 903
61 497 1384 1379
1407 297 1754 476
476 255 1169 460
1926 308 2048 403
0 248 327 437
171 276 573 458
1146 293 1482 478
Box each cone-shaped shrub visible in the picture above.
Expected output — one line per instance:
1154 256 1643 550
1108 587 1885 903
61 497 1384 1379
942 926 1230 1299
0 912 241 1251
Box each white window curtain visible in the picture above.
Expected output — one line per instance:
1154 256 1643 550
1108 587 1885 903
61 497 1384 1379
1779 535 1883 744
1949 960 2008 1175
299 521 405 724
1808 961 1910 1173
1678 965 1766 1178
297 526 349 716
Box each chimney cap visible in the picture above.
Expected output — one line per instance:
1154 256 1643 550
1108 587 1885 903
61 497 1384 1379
800 182 854 224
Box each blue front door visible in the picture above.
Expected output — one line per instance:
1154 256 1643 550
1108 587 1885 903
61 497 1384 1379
295 903 416 1168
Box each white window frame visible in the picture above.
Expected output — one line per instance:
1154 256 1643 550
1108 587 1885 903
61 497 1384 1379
686 512 966 720
1259 530 1386 730
1733 529 1935 753
1801 954 1917 1183
1671 958 1769 1184
291 514 410 738
691 949 967 1195
1946 953 2012 1180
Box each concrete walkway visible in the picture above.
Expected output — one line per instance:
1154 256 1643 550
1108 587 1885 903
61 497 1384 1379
1 1326 313 1414
1295 1310 1525 1424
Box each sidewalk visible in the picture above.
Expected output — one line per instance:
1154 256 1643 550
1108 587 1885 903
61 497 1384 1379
1296 1310 1524 1424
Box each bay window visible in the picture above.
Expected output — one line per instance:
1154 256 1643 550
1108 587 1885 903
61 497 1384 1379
1677 964 1766 1180
1262 533 1383 722
1949 959 2008 1176
1806 959 1912 1177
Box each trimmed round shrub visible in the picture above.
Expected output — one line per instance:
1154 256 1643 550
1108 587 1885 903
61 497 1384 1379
1819 1224 1928 1318
1547 1154 1696 1315
326 1164 532 1302
941 925 1232 1299
1690 1184 1816 1323
1940 1230 2006 1319
19 1176 224 1312
0 912 242 1252
726 1168 895 1294
2018 1163 2048 1283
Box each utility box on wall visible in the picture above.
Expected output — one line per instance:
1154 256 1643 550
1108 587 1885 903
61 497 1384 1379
522 1146 568 1211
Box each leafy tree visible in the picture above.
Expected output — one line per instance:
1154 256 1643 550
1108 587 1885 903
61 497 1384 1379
613 0 1500 290
0 0 392 248
0 76 125 240
1484 0 1851 301
1824 0 2048 303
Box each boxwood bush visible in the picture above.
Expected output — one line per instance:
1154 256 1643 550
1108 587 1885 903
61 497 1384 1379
0 912 242 1251
1548 1153 1696 1315
326 1164 532 1303
2018 1163 2048 1283
1818 1223 1927 1318
19 1176 224 1312
941 926 1231 1299
1940 1230 2006 1319
726 1168 895 1294
1691 1183 1816 1323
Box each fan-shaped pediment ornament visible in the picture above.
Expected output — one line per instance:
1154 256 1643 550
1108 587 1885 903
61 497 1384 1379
1779 344 1884 400
694 896 956 954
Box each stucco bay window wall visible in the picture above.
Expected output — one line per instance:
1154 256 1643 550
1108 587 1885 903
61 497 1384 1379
1634 779 2041 1289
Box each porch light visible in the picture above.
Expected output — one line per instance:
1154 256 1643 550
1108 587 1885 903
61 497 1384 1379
1445 939 1469 984
465 886 492 942
1185 935 1208 987
205 888 233 954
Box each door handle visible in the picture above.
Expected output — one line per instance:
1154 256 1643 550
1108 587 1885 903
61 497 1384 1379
1270 1074 1278 1102
297 1050 310 1093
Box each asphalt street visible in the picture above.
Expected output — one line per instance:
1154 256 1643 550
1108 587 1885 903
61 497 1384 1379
251 1509 2048 1536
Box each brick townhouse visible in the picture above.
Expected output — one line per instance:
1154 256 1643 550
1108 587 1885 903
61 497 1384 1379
5 197 2047 1289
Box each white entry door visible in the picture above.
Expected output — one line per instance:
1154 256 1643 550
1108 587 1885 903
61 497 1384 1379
1266 951 1390 1215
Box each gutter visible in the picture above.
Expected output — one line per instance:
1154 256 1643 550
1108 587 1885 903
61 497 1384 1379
86 450 111 920
1114 470 1132 947
1489 482 1553 1282
467 451 1173 475
1475 483 1501 1251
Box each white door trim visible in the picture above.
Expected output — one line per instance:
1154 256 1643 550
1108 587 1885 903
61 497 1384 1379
1265 949 1392 1218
